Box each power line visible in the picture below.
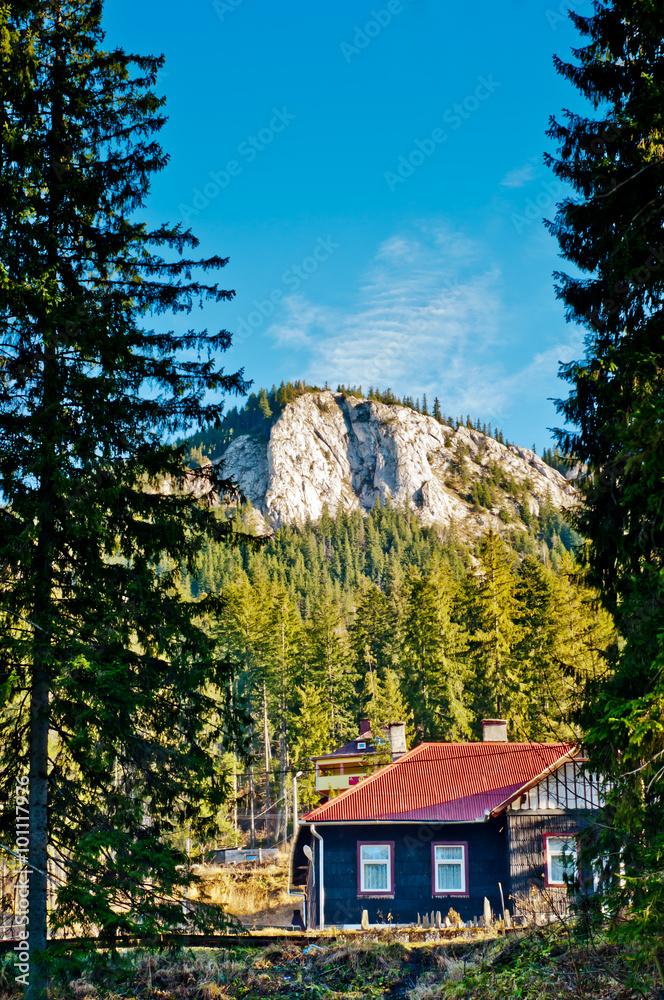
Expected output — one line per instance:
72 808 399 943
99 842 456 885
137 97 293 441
229 741 583 779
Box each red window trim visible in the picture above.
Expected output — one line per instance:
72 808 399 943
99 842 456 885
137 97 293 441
431 841 469 896
543 832 579 887
357 841 395 897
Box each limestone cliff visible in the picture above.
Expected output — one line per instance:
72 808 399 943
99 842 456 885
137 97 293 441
219 390 574 537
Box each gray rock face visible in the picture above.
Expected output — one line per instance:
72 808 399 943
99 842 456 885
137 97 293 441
220 391 574 535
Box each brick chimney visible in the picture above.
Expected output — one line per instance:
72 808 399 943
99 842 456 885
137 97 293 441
481 719 508 742
359 718 371 736
388 722 407 760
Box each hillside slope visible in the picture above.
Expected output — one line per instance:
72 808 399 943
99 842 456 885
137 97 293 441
219 390 575 537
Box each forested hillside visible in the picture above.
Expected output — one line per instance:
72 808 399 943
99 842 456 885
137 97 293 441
187 501 615 847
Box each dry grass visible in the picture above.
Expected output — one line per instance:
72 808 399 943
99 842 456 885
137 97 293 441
1 925 660 999
188 861 297 926
407 955 481 999
307 937 407 976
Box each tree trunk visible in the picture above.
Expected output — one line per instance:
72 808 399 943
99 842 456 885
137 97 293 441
248 685 256 848
281 742 289 849
248 763 256 848
27 649 49 1000
262 681 271 844
28 9 65 987
274 735 287 844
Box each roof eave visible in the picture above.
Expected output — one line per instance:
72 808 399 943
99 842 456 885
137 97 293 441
489 745 580 817
299 817 489 825
310 751 375 762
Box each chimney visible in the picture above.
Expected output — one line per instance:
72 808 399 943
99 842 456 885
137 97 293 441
481 719 508 742
388 722 407 761
359 718 371 736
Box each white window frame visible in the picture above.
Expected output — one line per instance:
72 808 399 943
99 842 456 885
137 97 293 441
544 834 578 886
432 842 467 895
358 842 393 895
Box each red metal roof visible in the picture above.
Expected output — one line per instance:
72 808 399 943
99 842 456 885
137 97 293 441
303 741 576 824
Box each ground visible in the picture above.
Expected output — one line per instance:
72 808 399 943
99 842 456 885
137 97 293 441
0 928 659 999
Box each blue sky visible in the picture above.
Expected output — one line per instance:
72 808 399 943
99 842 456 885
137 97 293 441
103 0 593 451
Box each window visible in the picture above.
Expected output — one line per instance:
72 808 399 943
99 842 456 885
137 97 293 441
356 741 366 750
357 842 394 895
544 834 578 886
432 842 468 895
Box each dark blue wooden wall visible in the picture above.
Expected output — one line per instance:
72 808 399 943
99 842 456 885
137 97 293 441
506 811 590 900
310 819 509 927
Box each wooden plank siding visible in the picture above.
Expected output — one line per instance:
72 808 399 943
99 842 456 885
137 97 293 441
507 761 604 813
503 760 603 917
506 811 590 912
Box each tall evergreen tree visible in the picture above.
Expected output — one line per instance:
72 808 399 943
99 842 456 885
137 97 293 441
350 584 395 685
464 532 522 725
290 682 331 813
0 4 248 990
512 557 564 738
264 584 303 843
398 570 470 739
546 0 664 974
305 594 355 744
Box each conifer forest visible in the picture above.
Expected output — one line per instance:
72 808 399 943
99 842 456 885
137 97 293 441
188 490 615 845
3 0 664 998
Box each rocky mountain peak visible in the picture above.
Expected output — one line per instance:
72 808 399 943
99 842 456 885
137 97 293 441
220 390 574 537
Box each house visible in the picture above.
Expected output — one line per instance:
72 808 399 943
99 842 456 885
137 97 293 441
291 719 603 928
311 720 407 797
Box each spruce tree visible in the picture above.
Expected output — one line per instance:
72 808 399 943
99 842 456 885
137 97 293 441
0 3 248 990
290 683 330 812
464 531 522 725
398 570 470 740
350 584 395 682
546 0 664 972
512 557 561 738
305 594 355 744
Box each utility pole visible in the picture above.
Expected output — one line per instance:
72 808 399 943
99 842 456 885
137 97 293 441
233 768 238 844
293 771 303 841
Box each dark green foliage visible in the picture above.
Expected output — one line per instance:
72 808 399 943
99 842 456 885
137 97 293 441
541 445 574 476
398 568 471 740
546 0 664 975
200 503 614 823
0 0 249 972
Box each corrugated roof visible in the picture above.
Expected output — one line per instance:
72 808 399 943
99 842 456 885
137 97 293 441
303 741 576 823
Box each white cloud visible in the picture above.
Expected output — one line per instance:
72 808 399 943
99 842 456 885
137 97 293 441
500 162 538 188
265 222 579 428
270 296 322 347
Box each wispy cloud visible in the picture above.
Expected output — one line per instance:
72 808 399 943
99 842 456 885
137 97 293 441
500 162 538 188
265 222 578 424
